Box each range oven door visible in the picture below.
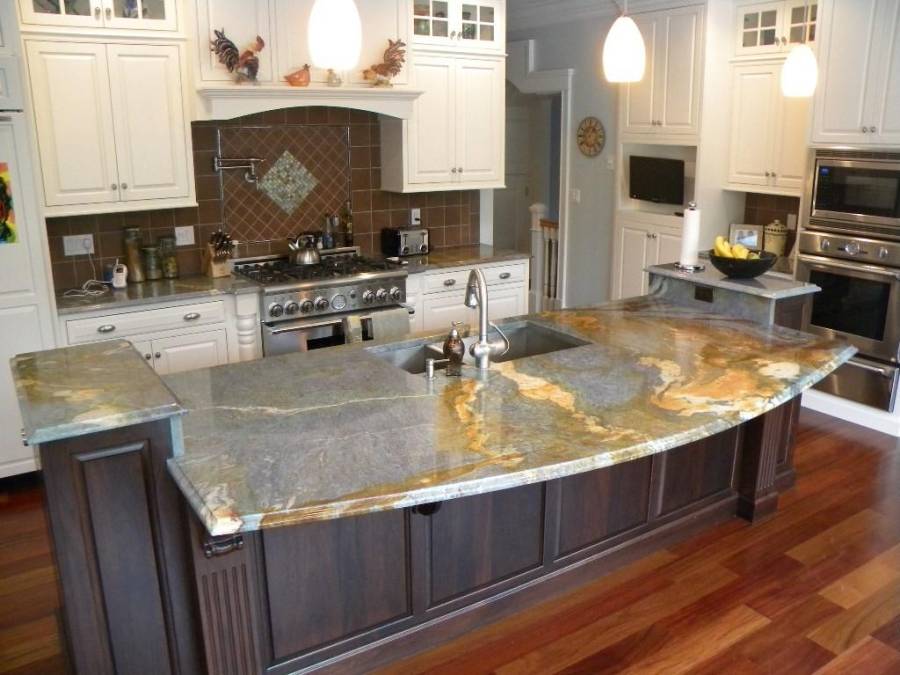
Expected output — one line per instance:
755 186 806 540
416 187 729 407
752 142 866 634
811 159 900 230
797 254 900 411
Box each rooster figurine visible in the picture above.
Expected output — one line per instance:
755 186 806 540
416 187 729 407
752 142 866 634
363 39 407 87
211 29 265 83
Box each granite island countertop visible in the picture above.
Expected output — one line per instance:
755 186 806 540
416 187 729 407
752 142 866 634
161 296 854 535
647 262 818 300
55 275 260 316
11 340 184 444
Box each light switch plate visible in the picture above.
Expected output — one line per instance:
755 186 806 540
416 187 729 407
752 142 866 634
63 234 94 256
410 208 422 225
175 225 195 246
570 188 581 204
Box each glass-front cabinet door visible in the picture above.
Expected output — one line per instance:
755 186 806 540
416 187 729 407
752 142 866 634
18 0 176 30
411 0 503 52
19 0 102 28
735 1 817 56
783 0 817 46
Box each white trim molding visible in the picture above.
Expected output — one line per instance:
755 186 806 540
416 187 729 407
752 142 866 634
195 85 423 121
506 39 574 308
802 389 900 438
508 0 696 33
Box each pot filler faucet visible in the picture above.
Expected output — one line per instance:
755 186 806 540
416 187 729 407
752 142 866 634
464 268 510 370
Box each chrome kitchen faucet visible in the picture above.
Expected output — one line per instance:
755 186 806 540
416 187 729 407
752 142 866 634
464 268 510 370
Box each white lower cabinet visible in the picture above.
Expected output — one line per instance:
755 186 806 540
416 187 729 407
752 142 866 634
146 329 228 375
418 259 529 332
611 218 683 300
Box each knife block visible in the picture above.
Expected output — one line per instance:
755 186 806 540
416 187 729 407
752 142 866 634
202 243 231 278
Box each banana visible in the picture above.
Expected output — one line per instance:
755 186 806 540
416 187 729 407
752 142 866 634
732 244 750 260
713 236 733 258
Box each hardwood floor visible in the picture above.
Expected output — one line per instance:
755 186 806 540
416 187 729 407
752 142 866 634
1 409 899 674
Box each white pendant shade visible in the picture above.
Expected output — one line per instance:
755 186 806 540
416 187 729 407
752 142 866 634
602 15 646 83
307 0 362 72
781 44 818 97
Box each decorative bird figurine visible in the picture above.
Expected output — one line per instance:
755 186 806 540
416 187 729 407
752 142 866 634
210 29 265 83
363 39 407 87
284 64 311 87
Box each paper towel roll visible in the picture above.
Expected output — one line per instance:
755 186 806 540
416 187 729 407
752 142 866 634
679 205 701 267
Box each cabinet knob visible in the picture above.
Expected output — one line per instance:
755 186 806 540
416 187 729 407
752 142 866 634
499 272 511 279
145 353 152 361
97 324 116 333
183 312 201 321
870 126 877 133
443 278 456 286
450 30 457 38
120 182 128 190
765 171 770 177
154 352 161 359
862 126 869 133
105 6 111 18
771 171 777 177
781 36 787 46
451 167 457 173
94 5 101 18
458 167 463 173
110 183 118 190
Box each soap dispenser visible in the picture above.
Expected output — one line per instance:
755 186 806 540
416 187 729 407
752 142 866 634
443 322 465 376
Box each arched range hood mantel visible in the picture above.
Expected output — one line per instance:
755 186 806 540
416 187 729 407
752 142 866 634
196 85 423 121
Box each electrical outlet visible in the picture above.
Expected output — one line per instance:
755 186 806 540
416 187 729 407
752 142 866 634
410 208 422 225
607 157 615 170
63 234 94 256
175 225 195 246
570 188 582 204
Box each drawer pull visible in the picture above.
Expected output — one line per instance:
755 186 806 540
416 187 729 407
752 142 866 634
183 312 201 321
203 534 244 558
499 272 511 280
144 353 152 361
97 324 116 334
155 352 161 359
443 279 456 287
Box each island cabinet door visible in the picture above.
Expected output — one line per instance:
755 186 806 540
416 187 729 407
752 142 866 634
419 482 546 610
38 420 202 675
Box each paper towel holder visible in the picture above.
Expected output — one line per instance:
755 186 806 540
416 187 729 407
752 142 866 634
674 202 706 273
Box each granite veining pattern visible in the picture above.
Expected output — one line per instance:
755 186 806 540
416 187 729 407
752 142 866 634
55 275 260 315
11 340 184 445
394 245 529 274
164 297 854 535
647 263 820 300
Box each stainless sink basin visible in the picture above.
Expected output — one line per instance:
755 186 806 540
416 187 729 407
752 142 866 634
368 321 590 375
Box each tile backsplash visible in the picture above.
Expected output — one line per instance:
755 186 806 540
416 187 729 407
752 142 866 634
47 107 481 291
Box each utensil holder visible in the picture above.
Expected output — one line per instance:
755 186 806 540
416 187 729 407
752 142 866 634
203 243 231 278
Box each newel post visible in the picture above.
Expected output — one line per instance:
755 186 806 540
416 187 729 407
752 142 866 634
530 203 548 312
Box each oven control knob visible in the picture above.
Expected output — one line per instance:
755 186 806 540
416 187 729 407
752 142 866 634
375 288 389 302
314 297 329 311
401 245 410 255
879 247 890 260
419 244 428 253
300 300 314 314
331 294 347 311
268 303 284 318
820 239 831 251
362 290 375 304
389 287 403 301
284 301 300 315
844 241 861 256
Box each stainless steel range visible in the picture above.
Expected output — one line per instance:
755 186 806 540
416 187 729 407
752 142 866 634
796 151 900 412
233 248 409 356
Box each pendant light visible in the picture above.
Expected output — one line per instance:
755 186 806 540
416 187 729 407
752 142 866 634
602 0 646 83
308 0 362 85
781 1 818 97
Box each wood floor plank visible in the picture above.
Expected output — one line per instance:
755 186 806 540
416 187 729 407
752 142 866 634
818 543 900 609
873 614 900 652
812 636 900 674
0 616 62 675
807 578 900 654
786 509 894 567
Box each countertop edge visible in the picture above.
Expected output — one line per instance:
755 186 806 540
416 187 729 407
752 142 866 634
646 264 820 300
55 282 260 316
173 342 855 536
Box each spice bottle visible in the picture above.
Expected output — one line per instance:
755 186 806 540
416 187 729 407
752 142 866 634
123 228 145 283
142 246 162 281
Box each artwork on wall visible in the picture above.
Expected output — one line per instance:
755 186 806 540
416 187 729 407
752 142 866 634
0 163 16 245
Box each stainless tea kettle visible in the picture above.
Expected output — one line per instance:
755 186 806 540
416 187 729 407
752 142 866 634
288 234 320 265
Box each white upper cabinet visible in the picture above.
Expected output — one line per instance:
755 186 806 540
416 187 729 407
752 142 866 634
195 0 275 83
411 0 504 54
380 54 505 192
18 0 177 32
26 40 194 214
621 5 704 140
812 0 900 146
735 1 818 56
727 61 809 195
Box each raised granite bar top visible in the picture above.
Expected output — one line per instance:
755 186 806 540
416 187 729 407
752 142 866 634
163 296 854 535
11 340 184 445
647 262 819 300
389 245 529 274
55 275 260 316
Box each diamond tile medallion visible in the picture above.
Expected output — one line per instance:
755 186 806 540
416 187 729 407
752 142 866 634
259 151 318 215
219 125 350 242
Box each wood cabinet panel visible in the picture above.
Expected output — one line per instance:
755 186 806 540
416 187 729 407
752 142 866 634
428 483 544 605
263 509 411 658
556 457 652 557
657 427 739 516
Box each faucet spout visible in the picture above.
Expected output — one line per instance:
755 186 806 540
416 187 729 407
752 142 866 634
464 268 509 370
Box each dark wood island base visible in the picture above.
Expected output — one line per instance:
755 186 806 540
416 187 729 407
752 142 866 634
38 397 800 675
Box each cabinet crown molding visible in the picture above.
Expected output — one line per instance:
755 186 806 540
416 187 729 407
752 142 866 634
195 85 423 121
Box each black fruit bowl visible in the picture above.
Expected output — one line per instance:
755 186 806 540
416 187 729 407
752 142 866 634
708 250 777 279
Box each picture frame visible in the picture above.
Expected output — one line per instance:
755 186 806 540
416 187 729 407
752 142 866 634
729 223 764 250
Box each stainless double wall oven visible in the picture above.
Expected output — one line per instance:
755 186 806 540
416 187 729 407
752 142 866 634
796 153 900 412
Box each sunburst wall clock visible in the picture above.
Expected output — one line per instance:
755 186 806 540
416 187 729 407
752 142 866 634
576 116 605 157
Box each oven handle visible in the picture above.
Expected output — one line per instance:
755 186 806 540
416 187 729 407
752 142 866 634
264 317 343 335
797 254 900 281
845 358 897 378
